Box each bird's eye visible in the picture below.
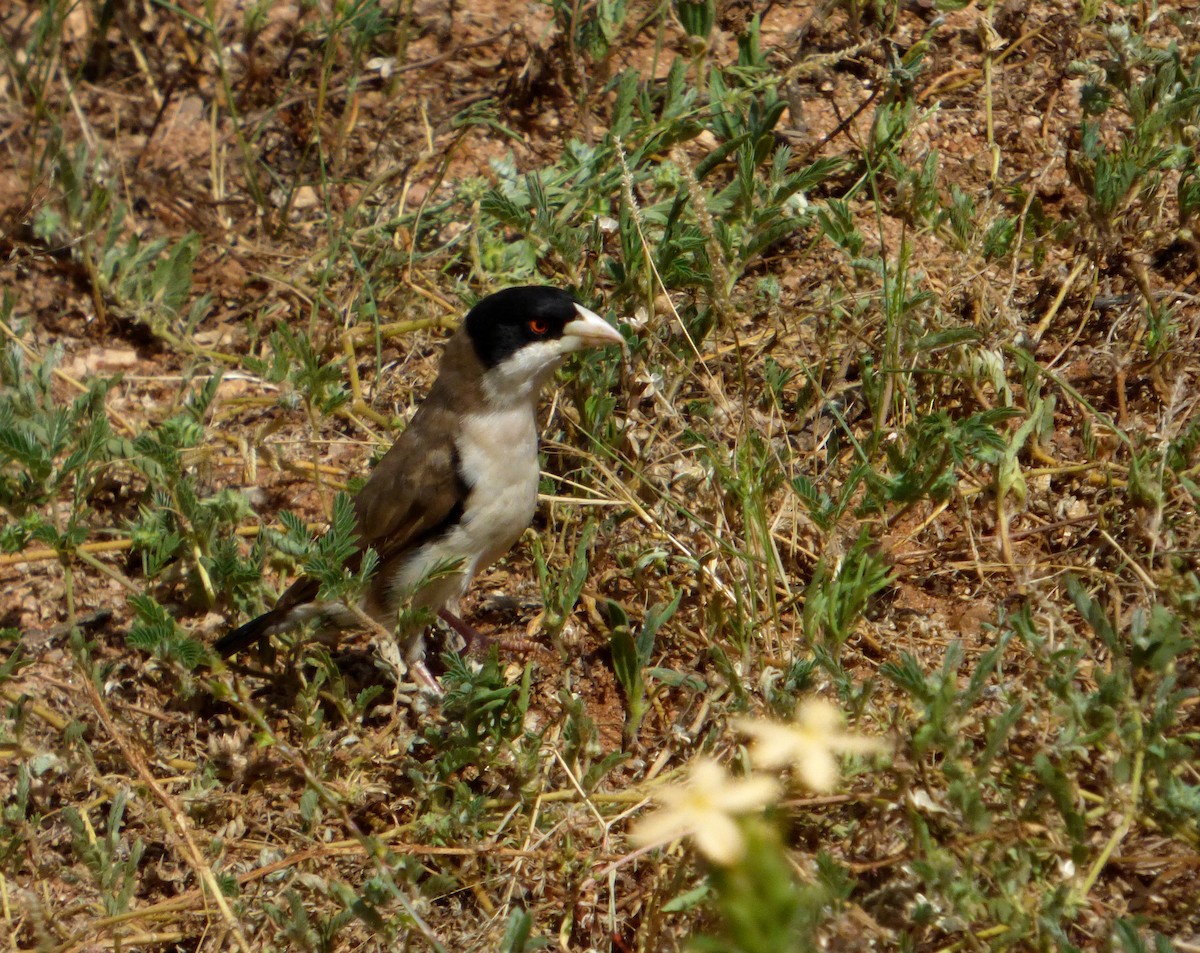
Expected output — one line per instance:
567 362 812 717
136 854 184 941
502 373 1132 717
528 318 549 335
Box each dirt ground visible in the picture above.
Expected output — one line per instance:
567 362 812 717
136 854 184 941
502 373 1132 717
2 0 1198 949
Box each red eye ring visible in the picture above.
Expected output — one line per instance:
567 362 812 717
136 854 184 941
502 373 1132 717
529 318 549 335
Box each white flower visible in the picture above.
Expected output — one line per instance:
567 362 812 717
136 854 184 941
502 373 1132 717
734 699 889 792
630 758 780 865
365 56 397 79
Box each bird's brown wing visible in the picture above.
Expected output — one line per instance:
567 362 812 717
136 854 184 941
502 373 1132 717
351 398 469 568
352 332 483 568
214 400 470 657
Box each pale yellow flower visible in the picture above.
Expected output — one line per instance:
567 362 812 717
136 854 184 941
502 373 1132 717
630 758 780 865
734 699 888 792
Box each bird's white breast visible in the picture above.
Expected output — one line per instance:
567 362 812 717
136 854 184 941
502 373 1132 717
455 407 541 565
390 405 540 609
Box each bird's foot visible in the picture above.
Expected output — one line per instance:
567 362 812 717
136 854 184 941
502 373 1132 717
494 636 552 657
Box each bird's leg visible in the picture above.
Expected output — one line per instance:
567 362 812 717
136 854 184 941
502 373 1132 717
344 601 445 696
409 658 445 695
438 607 492 656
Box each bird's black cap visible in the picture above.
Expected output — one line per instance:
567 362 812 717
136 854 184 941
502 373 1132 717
463 286 580 369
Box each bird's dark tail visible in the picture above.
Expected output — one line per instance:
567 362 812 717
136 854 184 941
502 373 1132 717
215 576 321 658
213 609 287 657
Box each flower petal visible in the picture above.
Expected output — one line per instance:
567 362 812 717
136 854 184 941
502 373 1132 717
795 698 843 733
629 807 694 848
714 774 782 813
686 758 730 791
734 719 805 769
691 812 746 865
795 747 839 792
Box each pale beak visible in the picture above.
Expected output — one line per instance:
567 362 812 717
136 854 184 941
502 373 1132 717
562 303 626 352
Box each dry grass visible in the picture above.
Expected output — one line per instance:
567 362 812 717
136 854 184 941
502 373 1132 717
1 0 1198 950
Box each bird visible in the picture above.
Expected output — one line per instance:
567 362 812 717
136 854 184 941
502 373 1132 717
215 285 625 688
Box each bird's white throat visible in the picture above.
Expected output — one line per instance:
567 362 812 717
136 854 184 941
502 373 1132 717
480 340 568 406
